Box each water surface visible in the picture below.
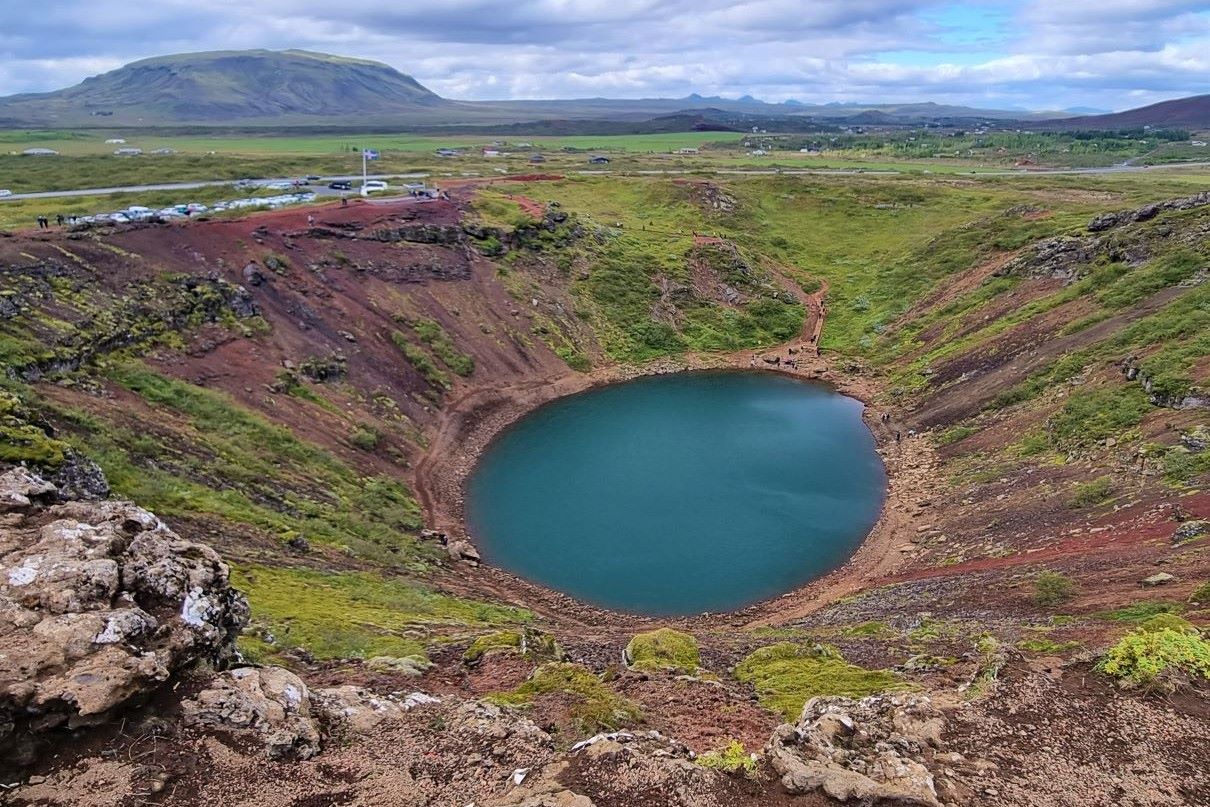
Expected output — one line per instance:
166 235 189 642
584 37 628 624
466 371 886 615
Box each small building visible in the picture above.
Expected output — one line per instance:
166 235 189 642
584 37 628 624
587 155 610 164
150 148 177 155
436 148 460 157
1192 141 1207 147
528 153 546 163
482 148 501 157
105 138 126 145
674 147 699 155
22 148 58 156
113 148 143 156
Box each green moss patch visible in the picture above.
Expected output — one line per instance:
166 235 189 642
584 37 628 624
489 662 642 734
1137 613 1197 634
1068 476 1114 508
734 642 906 720
1098 626 1210 690
1034 570 1078 606
0 388 68 468
696 740 757 777
233 564 531 663
391 331 450 389
1017 637 1082 654
1098 600 1184 622
840 620 895 638
624 628 701 672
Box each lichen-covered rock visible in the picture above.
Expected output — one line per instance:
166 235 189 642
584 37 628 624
0 468 248 766
0 466 56 510
313 684 409 734
48 450 110 500
1172 520 1208 545
447 538 481 565
182 666 320 759
767 694 951 807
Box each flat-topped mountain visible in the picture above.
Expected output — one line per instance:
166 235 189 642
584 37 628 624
0 49 449 126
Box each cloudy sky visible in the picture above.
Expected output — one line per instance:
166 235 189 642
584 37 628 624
1 0 1208 111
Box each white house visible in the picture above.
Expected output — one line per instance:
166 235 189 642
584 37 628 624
22 148 59 156
105 138 127 145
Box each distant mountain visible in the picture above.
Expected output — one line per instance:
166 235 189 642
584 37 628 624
0 50 449 126
1046 95 1210 129
9 48 1199 131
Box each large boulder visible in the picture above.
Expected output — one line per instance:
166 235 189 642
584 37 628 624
0 467 248 765
767 694 949 807
182 666 321 759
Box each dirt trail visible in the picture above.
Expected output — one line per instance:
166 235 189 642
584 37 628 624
503 193 546 219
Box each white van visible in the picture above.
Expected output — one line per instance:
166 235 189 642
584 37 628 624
361 180 389 195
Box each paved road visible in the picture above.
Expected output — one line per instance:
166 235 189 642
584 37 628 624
0 173 430 202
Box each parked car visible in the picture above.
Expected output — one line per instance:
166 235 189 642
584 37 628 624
361 180 389 194
0 189 11 198
328 180 352 190
305 175 322 181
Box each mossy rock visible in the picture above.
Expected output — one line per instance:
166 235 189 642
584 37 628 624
463 627 563 666
734 642 907 721
624 628 701 673
0 389 69 468
1137 613 1198 635
365 655 433 675
489 662 641 733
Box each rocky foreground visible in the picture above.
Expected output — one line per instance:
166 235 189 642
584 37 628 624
1 467 1206 806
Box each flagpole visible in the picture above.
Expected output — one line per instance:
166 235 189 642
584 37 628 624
362 149 367 186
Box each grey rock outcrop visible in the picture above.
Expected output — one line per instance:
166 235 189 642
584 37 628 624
314 684 411 734
1087 191 1210 232
182 666 321 759
0 467 248 766
767 694 951 806
1172 519 1208 544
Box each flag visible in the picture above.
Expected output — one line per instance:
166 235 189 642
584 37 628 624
363 149 380 160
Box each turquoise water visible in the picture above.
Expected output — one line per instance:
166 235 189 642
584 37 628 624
465 372 886 616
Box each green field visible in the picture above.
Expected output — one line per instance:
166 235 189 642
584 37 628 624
4 126 1207 202
1 129 743 157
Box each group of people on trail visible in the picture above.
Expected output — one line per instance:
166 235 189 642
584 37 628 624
878 412 904 443
35 214 71 229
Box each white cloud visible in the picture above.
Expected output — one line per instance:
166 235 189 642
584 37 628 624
0 0 1205 110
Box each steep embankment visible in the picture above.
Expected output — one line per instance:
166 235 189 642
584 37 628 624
0 174 1207 805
